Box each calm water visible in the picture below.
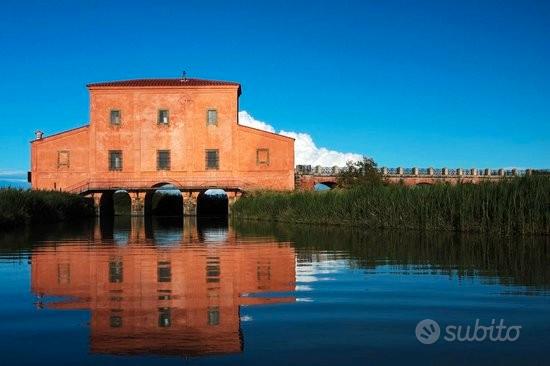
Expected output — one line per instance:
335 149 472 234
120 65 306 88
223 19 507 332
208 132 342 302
0 217 548 365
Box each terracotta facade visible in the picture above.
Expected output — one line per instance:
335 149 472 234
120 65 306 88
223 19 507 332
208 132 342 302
30 78 295 193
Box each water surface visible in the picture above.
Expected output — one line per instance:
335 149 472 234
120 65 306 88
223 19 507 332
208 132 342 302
0 217 548 365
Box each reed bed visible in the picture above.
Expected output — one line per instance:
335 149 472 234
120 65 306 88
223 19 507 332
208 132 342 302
232 176 550 235
0 189 94 229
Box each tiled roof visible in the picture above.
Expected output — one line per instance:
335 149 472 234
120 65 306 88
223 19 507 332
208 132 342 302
86 78 241 89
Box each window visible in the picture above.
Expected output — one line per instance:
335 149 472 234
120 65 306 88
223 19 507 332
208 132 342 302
158 109 169 125
158 289 171 301
109 150 123 171
157 150 171 170
158 307 171 328
110 314 123 328
57 263 70 285
206 256 220 283
207 307 220 326
57 150 70 168
256 148 269 165
109 259 123 283
110 110 121 125
207 109 218 126
205 149 219 170
157 261 171 282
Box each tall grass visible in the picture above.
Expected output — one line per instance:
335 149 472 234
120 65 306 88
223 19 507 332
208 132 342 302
0 189 94 229
232 176 550 235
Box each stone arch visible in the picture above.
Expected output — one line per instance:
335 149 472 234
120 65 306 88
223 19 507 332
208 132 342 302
144 183 183 216
197 189 229 218
316 181 337 190
99 191 115 217
113 190 131 215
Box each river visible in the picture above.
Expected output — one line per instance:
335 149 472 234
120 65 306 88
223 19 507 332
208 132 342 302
0 217 548 365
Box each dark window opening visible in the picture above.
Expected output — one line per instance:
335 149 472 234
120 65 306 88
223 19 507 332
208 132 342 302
158 289 171 300
205 149 219 170
110 315 122 328
157 150 171 170
109 150 123 171
158 109 169 124
110 110 121 125
208 307 220 326
157 261 172 282
109 259 123 283
158 307 171 327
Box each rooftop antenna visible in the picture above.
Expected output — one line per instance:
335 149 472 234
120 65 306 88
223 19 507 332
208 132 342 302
181 70 187 82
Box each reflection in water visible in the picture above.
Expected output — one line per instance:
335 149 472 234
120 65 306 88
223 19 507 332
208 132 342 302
232 220 550 291
30 217 296 357
1 218 548 365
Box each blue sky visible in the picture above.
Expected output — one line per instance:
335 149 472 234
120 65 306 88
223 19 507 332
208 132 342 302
0 0 549 180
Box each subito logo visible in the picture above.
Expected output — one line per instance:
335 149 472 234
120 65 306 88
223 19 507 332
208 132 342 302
415 319 441 345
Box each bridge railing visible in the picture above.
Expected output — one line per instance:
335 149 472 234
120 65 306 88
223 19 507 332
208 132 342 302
295 165 536 177
65 178 247 194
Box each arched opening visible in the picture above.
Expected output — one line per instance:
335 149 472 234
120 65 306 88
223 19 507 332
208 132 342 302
113 190 131 215
144 183 183 217
197 189 228 218
99 191 115 217
314 182 336 191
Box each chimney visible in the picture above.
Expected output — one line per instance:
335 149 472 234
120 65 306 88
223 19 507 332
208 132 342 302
35 130 44 140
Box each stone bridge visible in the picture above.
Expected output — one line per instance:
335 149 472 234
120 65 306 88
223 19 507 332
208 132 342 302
295 165 537 190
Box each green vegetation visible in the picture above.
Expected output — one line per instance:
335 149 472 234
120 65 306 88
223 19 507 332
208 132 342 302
0 189 94 229
232 176 550 235
336 156 383 188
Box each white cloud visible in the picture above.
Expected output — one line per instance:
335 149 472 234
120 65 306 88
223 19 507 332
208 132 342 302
238 111 362 166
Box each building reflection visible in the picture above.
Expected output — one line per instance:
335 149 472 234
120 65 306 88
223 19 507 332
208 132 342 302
31 217 296 357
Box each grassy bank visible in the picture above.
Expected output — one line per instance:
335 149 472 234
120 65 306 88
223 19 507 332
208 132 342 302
232 177 550 235
0 189 94 229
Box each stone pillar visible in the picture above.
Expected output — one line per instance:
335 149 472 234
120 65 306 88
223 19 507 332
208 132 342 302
442 167 448 176
128 192 145 216
412 167 419 176
498 169 505 176
427 167 434 176
130 217 145 240
90 192 102 217
227 191 242 215
512 168 517 176
484 168 491 176
381 167 388 175
457 168 463 176
397 167 404 176
182 191 199 216
471 168 477 176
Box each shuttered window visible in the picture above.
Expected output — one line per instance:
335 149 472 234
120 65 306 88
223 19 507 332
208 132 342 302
109 150 123 171
205 149 219 170
157 150 171 170
110 110 121 125
207 109 218 126
158 109 169 124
